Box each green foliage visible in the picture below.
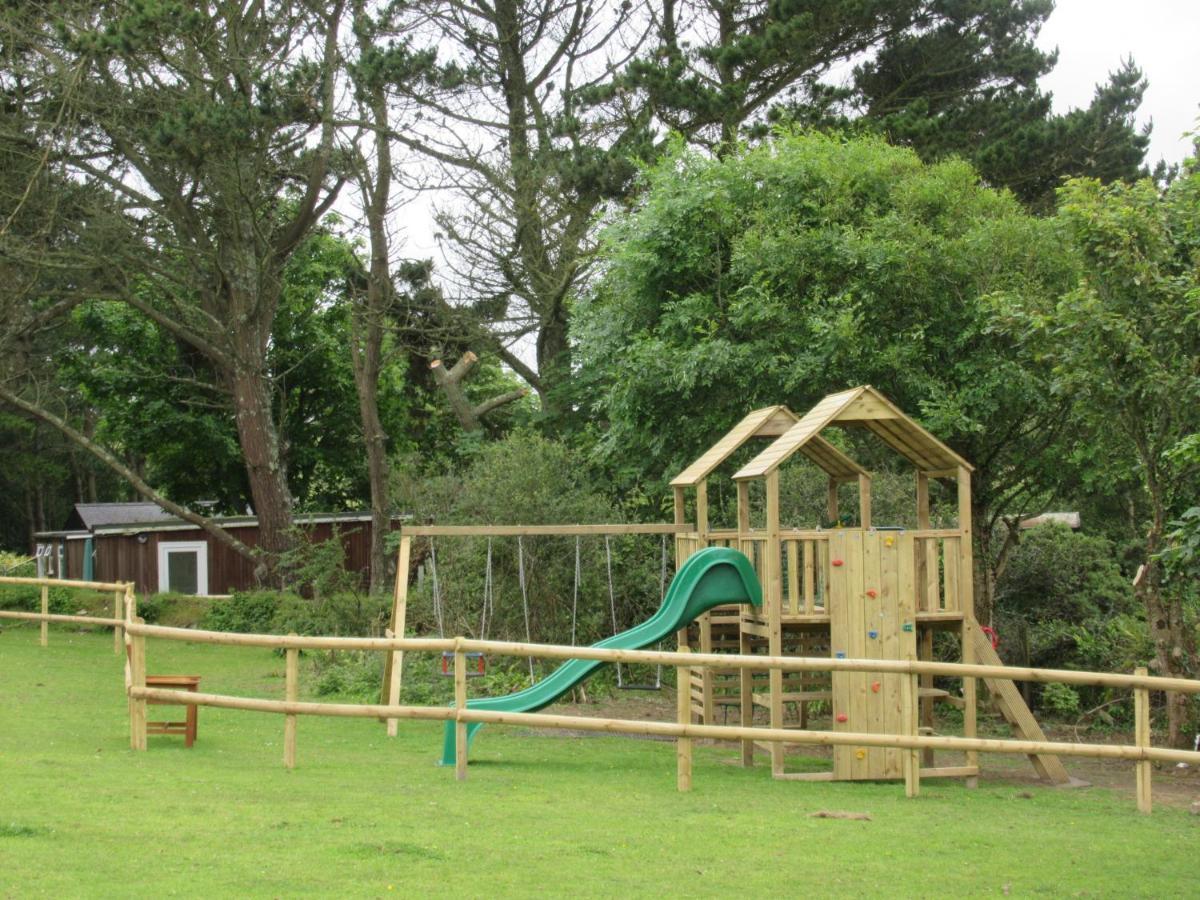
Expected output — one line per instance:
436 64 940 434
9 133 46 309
1039 682 1081 717
576 132 1075 515
201 591 290 635
994 524 1149 715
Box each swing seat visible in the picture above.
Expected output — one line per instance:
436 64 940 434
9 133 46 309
440 650 486 678
618 683 662 692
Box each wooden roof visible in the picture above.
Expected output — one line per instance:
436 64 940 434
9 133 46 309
670 406 797 487
670 405 868 487
733 386 972 480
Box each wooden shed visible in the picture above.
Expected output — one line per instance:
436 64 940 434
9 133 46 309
35 504 398 595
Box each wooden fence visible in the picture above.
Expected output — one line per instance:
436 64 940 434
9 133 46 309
117 616 1200 814
0 575 130 654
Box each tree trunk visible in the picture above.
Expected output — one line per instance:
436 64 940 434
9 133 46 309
535 308 571 419
351 328 390 595
227 361 294 575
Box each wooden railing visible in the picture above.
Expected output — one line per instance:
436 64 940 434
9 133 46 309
675 528 968 616
0 575 130 654
117 616 1200 813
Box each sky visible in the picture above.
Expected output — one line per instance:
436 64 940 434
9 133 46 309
1036 0 1199 167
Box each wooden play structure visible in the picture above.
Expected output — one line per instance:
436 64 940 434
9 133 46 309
671 386 1072 784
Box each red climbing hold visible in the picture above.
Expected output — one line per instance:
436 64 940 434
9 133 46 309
832 559 844 567
836 713 848 723
865 588 878 598
871 681 880 693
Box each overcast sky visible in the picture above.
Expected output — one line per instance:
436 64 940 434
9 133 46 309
1037 0 1199 167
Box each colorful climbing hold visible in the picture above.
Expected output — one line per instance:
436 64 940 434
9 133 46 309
855 749 866 760
865 588 878 599
835 651 846 659
884 536 895 547
836 713 848 723
871 681 881 693
867 629 878 639
832 558 844 567
901 622 914 633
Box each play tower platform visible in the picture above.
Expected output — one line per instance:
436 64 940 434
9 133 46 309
671 386 1070 784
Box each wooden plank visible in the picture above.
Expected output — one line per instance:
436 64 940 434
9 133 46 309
970 619 1071 785
383 536 411 736
734 390 865 480
803 540 815 615
404 523 687 536
829 530 851 780
862 531 885 777
924 538 941 611
1135 666 1151 814
847 532 869 779
880 532 902 778
942 537 960 612
958 466 977 783
787 540 800 616
920 626 935 766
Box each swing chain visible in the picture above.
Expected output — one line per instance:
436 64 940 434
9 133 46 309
430 538 444 639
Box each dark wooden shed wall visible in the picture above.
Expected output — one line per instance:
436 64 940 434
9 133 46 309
59 521 379 595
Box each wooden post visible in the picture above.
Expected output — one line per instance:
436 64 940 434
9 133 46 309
919 628 935 767
677 649 693 792
113 589 124 655
384 536 411 736
130 616 147 751
957 466 978 786
454 640 468 782
284 637 298 770
40 584 48 647
902 671 920 797
858 474 872 530
765 470 784 776
826 477 839 524
1134 666 1151 814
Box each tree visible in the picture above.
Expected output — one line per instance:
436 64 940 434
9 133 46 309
574 131 1078 621
992 167 1200 746
1 1 349 575
846 2 1152 209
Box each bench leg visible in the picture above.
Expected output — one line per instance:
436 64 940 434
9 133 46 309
185 705 197 748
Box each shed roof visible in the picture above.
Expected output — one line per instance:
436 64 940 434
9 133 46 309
670 406 869 487
733 386 972 480
65 502 174 532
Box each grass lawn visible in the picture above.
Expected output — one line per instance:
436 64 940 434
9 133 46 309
1 626 1196 898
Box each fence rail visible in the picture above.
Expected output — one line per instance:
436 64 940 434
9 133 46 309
115 618 1200 813
1 575 130 653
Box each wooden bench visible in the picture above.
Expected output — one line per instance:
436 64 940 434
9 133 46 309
144 675 201 747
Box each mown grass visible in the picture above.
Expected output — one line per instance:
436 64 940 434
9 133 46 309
0 626 1196 898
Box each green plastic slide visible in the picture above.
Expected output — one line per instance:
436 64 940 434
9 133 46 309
439 546 762 766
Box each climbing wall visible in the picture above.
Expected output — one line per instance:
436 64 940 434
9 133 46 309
829 530 917 780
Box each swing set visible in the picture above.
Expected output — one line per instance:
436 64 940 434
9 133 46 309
422 530 671 689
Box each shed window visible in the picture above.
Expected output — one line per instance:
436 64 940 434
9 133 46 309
157 541 209 595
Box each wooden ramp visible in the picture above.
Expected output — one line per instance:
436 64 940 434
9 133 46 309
969 617 1071 785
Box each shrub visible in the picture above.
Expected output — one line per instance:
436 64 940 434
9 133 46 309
201 591 290 634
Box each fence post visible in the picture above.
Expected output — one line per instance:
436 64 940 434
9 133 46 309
1134 666 1151 814
454 639 468 782
902 670 920 798
284 635 299 769
113 588 124 655
130 616 147 751
676 649 692 792
40 584 49 647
